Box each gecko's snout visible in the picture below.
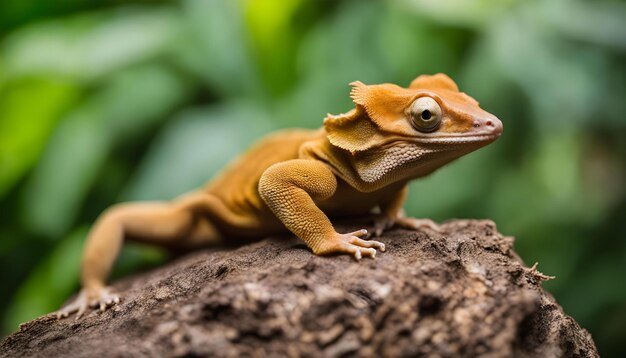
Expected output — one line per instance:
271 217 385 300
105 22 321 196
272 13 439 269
472 115 503 137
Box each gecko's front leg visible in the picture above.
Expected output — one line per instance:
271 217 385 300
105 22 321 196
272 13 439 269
259 159 385 260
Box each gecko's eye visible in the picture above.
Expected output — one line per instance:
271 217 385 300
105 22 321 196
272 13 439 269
409 97 442 133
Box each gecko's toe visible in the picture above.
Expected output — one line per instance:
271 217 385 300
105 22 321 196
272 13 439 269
338 230 385 260
347 246 376 261
56 287 121 319
316 230 386 260
395 217 440 232
56 293 88 320
349 236 385 252
75 304 87 320
349 229 368 237
372 215 395 237
96 289 120 313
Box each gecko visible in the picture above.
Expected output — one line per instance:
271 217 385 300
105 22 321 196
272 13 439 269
56 73 502 318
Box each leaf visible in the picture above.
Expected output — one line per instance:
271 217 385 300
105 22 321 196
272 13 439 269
177 0 260 97
277 1 390 128
21 107 111 238
544 0 626 50
403 0 517 29
3 228 85 333
486 2 609 127
244 0 303 96
1 7 182 82
21 65 188 238
0 77 79 198
122 101 276 201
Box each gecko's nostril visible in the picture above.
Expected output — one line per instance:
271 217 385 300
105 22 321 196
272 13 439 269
490 116 503 136
474 117 503 136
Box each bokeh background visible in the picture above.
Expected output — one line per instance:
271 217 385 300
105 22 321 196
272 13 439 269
1 0 624 355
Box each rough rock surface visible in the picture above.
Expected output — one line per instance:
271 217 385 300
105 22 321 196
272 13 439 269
1 220 598 357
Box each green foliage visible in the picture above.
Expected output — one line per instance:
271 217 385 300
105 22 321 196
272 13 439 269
0 0 624 355
4 228 85 330
0 78 79 197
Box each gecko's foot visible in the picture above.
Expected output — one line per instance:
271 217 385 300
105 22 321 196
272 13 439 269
317 229 386 261
394 217 440 232
372 215 395 237
56 287 120 320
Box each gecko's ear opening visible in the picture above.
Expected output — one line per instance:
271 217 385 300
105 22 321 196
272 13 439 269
323 106 387 153
409 73 459 92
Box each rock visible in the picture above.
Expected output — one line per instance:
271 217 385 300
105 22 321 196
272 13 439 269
0 220 598 357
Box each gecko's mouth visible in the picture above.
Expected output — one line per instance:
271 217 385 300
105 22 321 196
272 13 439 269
418 133 501 144
375 132 500 151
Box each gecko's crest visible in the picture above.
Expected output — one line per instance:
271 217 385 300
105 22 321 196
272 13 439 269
324 106 386 153
410 73 459 91
348 81 414 129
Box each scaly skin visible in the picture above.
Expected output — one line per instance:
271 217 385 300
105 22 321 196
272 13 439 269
56 73 502 319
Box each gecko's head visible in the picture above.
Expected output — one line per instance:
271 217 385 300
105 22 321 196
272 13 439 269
324 73 502 184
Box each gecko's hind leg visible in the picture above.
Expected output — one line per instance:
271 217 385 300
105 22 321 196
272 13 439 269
57 196 223 319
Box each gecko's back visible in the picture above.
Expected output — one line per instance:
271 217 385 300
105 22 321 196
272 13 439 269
204 128 323 214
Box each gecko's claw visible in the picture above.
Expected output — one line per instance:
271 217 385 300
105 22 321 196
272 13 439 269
56 287 120 319
56 290 88 320
317 229 385 260
348 235 385 253
75 304 87 320
99 292 120 312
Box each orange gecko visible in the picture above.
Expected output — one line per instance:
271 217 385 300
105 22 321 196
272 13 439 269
57 73 502 319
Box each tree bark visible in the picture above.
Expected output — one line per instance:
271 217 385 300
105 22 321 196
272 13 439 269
1 220 598 357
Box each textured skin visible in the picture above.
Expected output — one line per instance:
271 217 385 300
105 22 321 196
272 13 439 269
57 73 503 318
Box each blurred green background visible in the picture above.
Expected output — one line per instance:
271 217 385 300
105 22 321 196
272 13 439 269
0 0 624 355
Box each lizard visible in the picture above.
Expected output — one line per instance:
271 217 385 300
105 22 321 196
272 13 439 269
56 73 502 319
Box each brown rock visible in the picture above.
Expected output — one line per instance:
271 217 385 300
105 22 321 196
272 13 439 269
0 220 598 357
